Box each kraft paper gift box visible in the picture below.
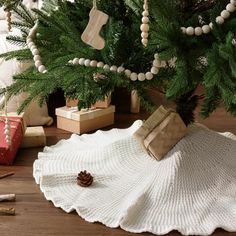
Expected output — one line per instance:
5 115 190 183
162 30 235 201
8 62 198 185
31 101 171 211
56 105 115 134
0 115 25 165
66 95 111 109
134 105 187 161
20 126 46 148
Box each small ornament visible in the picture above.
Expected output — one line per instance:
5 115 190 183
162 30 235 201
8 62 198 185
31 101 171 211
81 0 109 50
77 171 93 187
141 0 150 47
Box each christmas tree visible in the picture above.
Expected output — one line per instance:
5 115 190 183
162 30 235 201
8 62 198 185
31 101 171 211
0 0 236 125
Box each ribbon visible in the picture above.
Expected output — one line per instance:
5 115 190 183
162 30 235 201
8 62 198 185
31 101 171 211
93 0 97 9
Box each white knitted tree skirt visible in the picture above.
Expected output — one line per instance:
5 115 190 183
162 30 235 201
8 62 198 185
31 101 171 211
33 121 236 236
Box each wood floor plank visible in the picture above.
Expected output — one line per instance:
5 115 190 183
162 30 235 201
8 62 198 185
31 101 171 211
0 109 236 236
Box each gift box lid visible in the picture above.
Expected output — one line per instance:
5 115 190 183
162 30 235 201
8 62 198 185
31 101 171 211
56 105 115 121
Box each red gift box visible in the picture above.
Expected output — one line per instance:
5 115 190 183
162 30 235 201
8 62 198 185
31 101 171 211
0 117 24 165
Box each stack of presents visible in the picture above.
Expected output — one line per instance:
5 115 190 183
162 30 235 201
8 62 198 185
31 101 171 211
0 112 47 165
0 95 115 166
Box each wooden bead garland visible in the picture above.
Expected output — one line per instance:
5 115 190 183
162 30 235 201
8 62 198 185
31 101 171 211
4 93 11 146
140 0 149 47
26 23 47 74
5 10 12 32
68 53 162 82
181 0 236 36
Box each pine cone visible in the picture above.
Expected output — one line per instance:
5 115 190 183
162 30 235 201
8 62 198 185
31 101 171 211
77 171 93 187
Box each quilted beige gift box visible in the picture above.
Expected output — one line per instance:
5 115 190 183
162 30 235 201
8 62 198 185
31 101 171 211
134 106 187 161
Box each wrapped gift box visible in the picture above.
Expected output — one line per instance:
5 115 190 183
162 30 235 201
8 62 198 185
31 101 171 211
66 95 111 109
20 126 46 148
56 105 115 134
0 115 25 165
134 106 187 161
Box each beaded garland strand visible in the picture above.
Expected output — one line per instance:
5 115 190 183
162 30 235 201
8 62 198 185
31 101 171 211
140 0 150 47
68 54 161 81
4 92 11 146
182 0 236 36
26 22 47 74
26 0 236 80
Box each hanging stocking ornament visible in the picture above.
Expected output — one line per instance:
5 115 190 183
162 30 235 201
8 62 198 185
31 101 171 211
141 0 150 47
81 0 109 50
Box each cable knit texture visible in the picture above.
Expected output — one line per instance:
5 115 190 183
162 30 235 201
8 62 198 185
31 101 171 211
33 120 236 236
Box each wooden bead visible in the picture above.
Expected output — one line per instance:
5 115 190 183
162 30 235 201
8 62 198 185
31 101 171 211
34 55 41 61
138 73 145 81
90 60 97 67
230 0 236 4
142 17 149 24
97 62 104 68
84 59 91 67
181 27 186 34
145 72 153 80
130 73 138 81
142 10 149 17
202 25 211 34
30 46 37 51
151 67 159 75
194 27 203 36
140 24 149 32
141 38 148 46
73 58 80 65
110 65 118 72
103 64 110 70
221 10 230 19
117 66 125 73
4 124 10 130
125 69 131 77
186 27 194 36
35 60 42 67
28 42 34 48
226 3 236 12
216 16 224 24
38 65 46 73
26 38 33 44
153 59 161 68
141 32 149 39
32 49 39 56
79 58 85 65
209 22 214 29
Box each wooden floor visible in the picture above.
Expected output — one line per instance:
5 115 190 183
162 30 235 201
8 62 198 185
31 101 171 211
0 108 236 236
